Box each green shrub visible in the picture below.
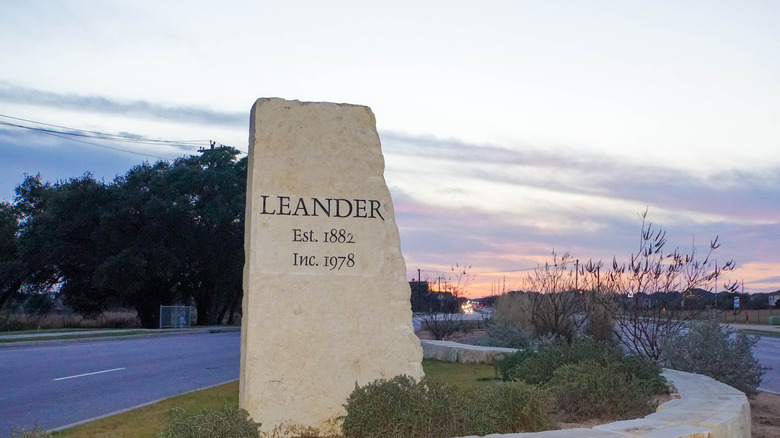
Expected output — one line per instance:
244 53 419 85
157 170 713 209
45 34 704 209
548 361 657 421
476 318 532 349
341 375 549 438
584 299 615 343
156 406 260 438
660 318 767 396
497 336 627 384
617 352 669 395
463 382 549 434
495 336 666 422
341 375 460 438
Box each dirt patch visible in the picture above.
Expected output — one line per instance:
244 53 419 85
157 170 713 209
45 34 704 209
751 392 780 438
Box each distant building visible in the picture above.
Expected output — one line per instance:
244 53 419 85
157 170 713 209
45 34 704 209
768 291 780 308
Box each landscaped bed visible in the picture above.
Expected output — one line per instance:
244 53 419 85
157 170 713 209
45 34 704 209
36 346 664 438
11 356 779 438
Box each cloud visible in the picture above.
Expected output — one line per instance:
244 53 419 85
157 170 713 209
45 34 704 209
383 132 780 295
381 131 780 226
0 82 245 127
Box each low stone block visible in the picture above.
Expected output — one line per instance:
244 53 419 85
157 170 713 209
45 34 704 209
662 370 743 396
456 429 630 438
646 408 749 438
420 340 517 364
594 419 711 438
655 393 747 414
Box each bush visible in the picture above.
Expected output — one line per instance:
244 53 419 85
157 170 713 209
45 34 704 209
584 298 615 343
341 375 549 438
156 406 260 438
549 361 655 420
495 336 666 422
463 382 549 434
476 318 532 349
421 313 465 340
341 375 460 438
660 318 767 396
617 352 669 395
548 361 659 421
497 336 627 384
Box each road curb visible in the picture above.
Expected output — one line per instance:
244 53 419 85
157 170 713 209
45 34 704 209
0 326 240 349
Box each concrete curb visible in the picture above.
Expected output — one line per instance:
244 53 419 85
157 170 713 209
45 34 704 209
421 340 517 364
0 326 240 348
420 340 750 438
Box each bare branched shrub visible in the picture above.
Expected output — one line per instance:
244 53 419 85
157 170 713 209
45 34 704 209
586 210 737 362
476 318 533 349
522 251 586 341
418 264 473 340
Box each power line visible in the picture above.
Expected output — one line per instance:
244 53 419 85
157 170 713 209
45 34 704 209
416 267 536 275
33 129 169 160
0 114 208 147
0 113 246 159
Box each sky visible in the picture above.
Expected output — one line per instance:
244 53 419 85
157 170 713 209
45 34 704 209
1 1 779 297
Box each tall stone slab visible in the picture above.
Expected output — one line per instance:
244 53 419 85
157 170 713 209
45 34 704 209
240 98 424 435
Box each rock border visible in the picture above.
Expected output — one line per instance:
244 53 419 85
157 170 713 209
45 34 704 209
420 340 750 438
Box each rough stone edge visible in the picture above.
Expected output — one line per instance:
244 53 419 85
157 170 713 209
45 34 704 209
421 340 750 438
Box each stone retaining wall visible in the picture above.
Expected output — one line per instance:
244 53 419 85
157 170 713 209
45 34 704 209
420 340 750 438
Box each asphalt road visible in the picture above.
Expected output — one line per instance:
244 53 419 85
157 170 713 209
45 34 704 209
754 335 780 394
0 331 239 437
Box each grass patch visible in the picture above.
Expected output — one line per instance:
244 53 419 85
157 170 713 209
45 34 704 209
421 359 496 388
51 381 239 437
0 331 152 343
743 329 780 338
50 360 491 437
0 328 94 335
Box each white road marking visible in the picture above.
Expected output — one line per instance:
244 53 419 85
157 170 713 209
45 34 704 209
53 368 126 381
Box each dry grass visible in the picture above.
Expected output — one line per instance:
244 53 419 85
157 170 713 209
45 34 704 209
493 293 535 332
2 310 140 331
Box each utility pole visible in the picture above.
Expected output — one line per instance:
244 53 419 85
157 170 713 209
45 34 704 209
575 259 579 292
714 260 718 294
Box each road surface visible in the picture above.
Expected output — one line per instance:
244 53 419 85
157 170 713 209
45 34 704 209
754 335 780 394
0 331 239 437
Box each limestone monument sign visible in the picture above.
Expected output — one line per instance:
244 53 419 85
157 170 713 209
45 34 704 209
240 98 424 434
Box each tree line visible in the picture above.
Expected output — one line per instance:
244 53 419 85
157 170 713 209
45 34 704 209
0 147 246 328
